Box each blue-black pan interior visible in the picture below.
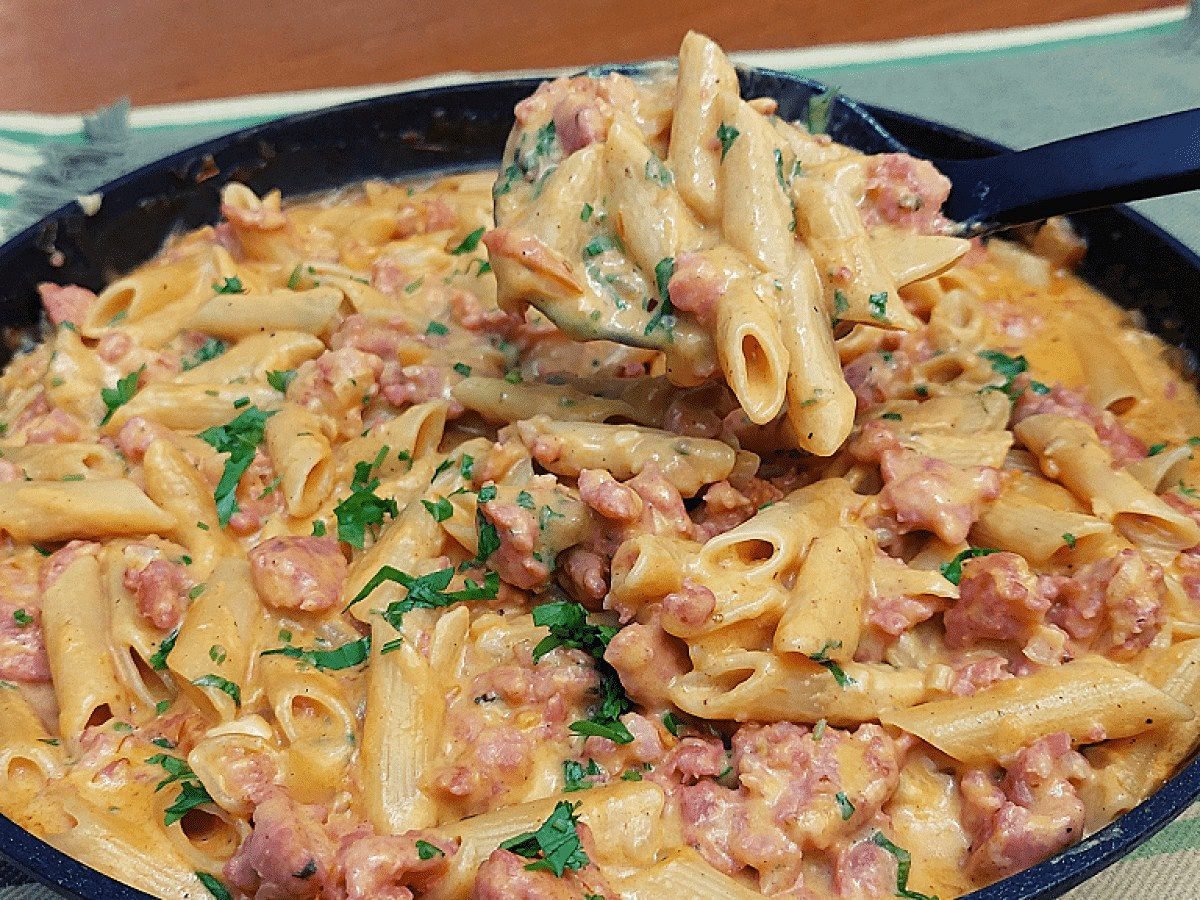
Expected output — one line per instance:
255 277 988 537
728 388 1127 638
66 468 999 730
1 70 1199 900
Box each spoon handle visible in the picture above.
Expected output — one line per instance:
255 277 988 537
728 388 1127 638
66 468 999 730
935 108 1200 234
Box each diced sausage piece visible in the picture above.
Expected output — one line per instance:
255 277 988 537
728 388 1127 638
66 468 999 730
944 553 1052 650
834 838 899 899
26 408 83 444
341 831 456 900
861 153 952 234
1046 548 1165 659
878 446 1000 545
224 790 335 899
115 416 171 462
961 733 1089 878
38 283 97 328
603 610 689 708
380 363 462 416
558 546 609 606
657 736 727 785
248 536 348 613
843 351 913 410
394 197 458 239
661 578 717 631
949 654 1013 696
124 558 191 631
667 253 726 324
578 469 643 523
479 500 549 591
0 459 22 482
866 592 944 637
1012 384 1146 465
0 601 49 683
471 834 613 900
626 464 694 538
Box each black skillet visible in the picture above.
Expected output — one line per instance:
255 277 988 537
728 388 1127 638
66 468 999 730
1 69 1199 900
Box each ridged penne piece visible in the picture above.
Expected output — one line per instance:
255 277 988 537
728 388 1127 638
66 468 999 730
142 440 238 578
614 848 765 899
264 403 335 518
43 555 126 741
0 442 124 481
102 383 280 434
188 287 343 338
452 376 645 425
774 525 872 658
514 416 735 497
1016 413 1200 549
0 479 173 543
881 657 1194 764
173 330 325 385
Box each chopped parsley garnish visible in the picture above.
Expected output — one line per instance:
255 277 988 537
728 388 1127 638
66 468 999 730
478 484 497 503
582 234 622 258
261 636 371 670
538 504 564 531
807 88 837 134
453 362 472 377
1063 532 1077 549
474 507 501 564
870 832 937 900
1181 482 1199 498
415 840 445 861
644 154 673 187
833 289 849 323
422 496 454 523
532 600 632 744
266 369 297 393
208 644 226 664
425 320 449 336
151 736 174 749
580 203 593 222
198 404 276 527
645 257 675 336
450 227 486 255
939 547 1000 586
334 446 398 549
517 490 536 510
662 712 682 738
149 629 179 671
979 350 1028 396
813 719 828 741
620 768 644 781
868 291 889 322
499 800 590 877
12 608 32 627
881 412 903 421
192 674 241 706
293 861 318 880
99 365 144 425
146 754 215 826
346 566 499 626
716 122 740 161
504 370 523 384
212 276 245 295
311 520 327 536
562 758 603 793
459 452 475 478
259 476 281 498
809 640 856 688
1029 380 1051 395
196 872 232 900
405 278 424 295
1148 443 1167 456
836 791 855 820
181 338 228 371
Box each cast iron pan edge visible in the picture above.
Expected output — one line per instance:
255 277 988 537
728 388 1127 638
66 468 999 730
1 70 1199 900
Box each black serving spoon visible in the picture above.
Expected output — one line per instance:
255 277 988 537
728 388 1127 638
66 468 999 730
932 107 1200 236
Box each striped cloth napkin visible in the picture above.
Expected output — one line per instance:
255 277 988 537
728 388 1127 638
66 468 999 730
1 7 1199 898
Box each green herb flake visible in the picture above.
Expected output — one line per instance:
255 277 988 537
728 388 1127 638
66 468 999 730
979 350 1029 396
149 629 179 671
422 496 454 523
311 520 327 537
504 370 523 384
347 566 499 625
450 227 486 256
836 791 855 820
868 291 889 322
807 89 837 134
154 700 172 716
425 320 449 336
266 369 297 393
192 674 241 706
196 872 232 900
881 412 902 421
453 362 472 377
261 636 371 671
645 256 676 336
12 608 32 627
198 405 276 527
99 365 145 425
181 338 228 372
662 712 682 738
415 840 445 861
620 768 643 781
212 276 245 295
580 203 593 222
293 860 318 880
939 546 1001 586
1029 380 1051 395
516 490 536 510
188 583 207 601
146 754 215 826
870 831 937 900
809 639 856 688
334 446 399 549
1063 532 1077 549
562 758 603 793
716 122 740 161
208 644 226 664
644 154 674 187
582 233 622 258
500 800 590 877
1148 443 1167 456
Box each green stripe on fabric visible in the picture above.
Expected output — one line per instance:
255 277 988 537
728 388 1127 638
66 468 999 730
1127 815 1200 860
129 113 276 137
0 128 85 146
789 17 1185 75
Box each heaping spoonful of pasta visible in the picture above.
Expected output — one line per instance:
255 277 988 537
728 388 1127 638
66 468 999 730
483 32 1200 459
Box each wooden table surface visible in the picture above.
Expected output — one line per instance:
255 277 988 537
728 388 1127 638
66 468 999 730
1 0 1176 113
